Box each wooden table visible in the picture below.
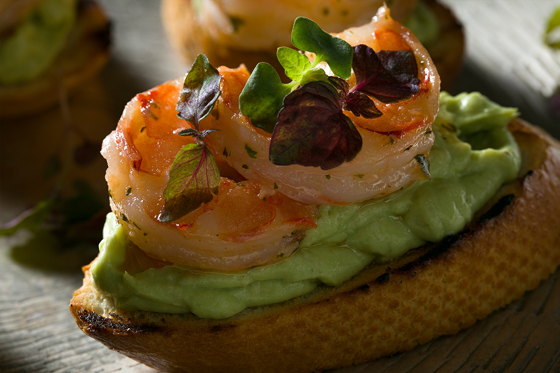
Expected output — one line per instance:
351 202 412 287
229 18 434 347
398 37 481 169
1 1 559 372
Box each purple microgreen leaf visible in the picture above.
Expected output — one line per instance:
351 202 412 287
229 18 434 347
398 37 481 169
327 76 349 95
176 54 221 128
270 81 362 170
351 44 419 104
159 143 220 222
330 71 381 119
178 128 200 137
344 91 382 119
178 128 218 140
377 50 420 92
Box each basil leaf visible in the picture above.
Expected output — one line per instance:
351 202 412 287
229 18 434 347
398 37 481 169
352 45 419 103
270 81 362 170
239 62 293 133
291 17 353 79
277 47 311 81
176 54 222 128
159 143 220 222
545 6 560 48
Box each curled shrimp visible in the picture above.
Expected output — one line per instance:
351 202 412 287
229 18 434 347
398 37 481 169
200 6 440 205
102 79 316 271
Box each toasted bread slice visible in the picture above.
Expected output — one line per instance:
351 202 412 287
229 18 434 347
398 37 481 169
70 119 560 373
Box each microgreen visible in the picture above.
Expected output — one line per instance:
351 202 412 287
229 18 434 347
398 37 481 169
291 16 353 79
159 54 222 223
158 143 220 223
176 54 222 125
545 6 560 49
269 81 362 170
0 200 54 237
239 17 353 129
239 62 295 133
277 47 311 81
239 17 420 171
352 46 420 103
269 45 420 170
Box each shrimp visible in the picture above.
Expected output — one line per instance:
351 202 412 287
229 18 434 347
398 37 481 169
195 0 418 52
102 6 438 270
102 79 316 271
200 6 440 205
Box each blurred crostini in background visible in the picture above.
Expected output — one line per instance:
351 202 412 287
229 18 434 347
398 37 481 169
161 0 464 89
0 0 111 119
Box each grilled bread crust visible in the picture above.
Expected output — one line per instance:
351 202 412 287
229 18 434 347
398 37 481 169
0 0 111 118
70 119 560 373
160 0 464 89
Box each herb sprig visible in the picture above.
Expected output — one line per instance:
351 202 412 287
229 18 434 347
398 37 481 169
240 17 420 170
545 6 560 49
158 54 222 223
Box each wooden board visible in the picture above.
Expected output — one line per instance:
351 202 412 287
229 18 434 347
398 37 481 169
1 0 559 372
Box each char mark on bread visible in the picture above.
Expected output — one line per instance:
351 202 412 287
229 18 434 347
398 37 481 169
72 308 161 335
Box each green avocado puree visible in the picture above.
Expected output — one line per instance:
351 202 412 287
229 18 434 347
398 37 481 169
91 92 520 319
0 0 76 85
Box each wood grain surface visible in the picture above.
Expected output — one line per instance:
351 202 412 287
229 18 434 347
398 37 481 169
1 1 559 372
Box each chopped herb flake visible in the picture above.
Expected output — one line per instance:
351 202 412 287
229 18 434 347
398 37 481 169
245 144 258 158
414 154 431 178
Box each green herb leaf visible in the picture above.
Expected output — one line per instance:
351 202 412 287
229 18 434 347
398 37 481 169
239 62 294 133
414 154 431 178
176 54 222 128
291 17 353 79
245 144 258 158
277 47 311 81
545 6 560 49
159 143 220 222
0 200 53 237
300 68 330 86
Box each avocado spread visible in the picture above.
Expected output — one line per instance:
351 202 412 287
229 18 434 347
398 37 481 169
0 0 76 85
91 92 520 319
